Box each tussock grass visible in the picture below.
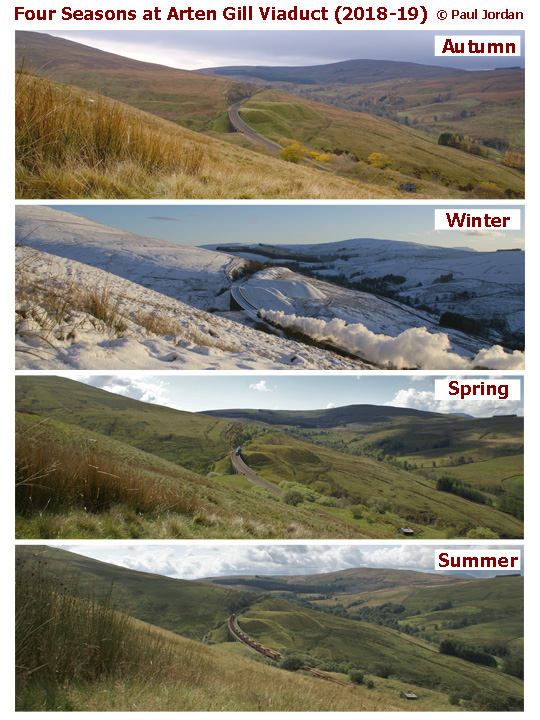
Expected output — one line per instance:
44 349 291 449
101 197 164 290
16 551 209 710
16 425 198 517
15 73 394 199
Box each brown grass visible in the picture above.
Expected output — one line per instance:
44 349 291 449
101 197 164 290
15 72 396 199
15 426 199 517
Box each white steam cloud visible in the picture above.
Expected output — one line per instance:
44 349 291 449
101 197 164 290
260 310 524 370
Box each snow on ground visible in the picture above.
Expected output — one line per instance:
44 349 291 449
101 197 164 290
16 206 235 310
260 310 524 370
208 238 525 335
15 248 371 370
239 267 499 360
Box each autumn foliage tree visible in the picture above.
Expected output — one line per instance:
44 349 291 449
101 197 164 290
502 151 525 170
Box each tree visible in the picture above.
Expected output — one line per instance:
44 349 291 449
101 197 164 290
349 670 364 685
367 152 394 169
282 489 304 506
280 143 305 163
279 655 304 671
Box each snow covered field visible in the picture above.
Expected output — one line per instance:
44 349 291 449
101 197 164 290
15 207 524 370
208 237 525 336
16 247 368 370
16 206 235 311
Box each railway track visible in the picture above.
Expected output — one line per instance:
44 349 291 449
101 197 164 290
228 613 352 689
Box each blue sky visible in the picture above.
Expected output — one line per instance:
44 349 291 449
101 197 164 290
39 30 525 71
66 373 524 417
48 205 525 251
44 543 524 580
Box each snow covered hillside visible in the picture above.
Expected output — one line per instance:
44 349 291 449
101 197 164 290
207 237 525 336
15 247 369 370
16 206 236 310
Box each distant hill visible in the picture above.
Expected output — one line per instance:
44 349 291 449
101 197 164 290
202 404 444 428
204 566 467 594
202 58 467 84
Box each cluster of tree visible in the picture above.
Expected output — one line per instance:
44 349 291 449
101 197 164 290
438 132 488 157
280 480 337 507
436 475 491 505
439 310 487 337
497 493 524 520
502 151 525 170
438 638 497 667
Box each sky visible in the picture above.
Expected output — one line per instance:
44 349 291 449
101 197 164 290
45 543 524 580
47 205 525 252
40 30 525 71
64 373 524 417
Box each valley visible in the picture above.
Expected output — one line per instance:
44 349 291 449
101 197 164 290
15 375 524 539
15 546 524 711
15 206 525 371
15 31 524 199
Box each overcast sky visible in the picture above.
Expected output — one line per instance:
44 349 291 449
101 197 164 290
47 205 525 252
60 373 524 417
44 543 524 580
39 30 525 71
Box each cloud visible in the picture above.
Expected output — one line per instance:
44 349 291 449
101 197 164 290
249 380 272 392
77 375 170 406
326 402 336 408
67 544 522 581
387 385 523 417
147 216 188 222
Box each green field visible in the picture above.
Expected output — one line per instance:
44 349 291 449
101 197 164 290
239 89 524 196
16 548 524 711
15 377 524 539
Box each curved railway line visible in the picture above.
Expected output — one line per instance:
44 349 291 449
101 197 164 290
228 613 352 688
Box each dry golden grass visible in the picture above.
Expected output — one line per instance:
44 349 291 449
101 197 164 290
15 72 400 199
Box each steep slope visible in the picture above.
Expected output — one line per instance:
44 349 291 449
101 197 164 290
16 72 382 200
233 596 523 700
209 236 524 336
238 89 524 196
16 205 234 310
241 431 523 537
16 30 237 131
16 246 370 370
16 546 246 638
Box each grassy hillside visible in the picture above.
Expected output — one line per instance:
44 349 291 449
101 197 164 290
204 566 469 594
16 31 238 132
204 58 466 84
16 548 523 710
16 375 238 474
294 69 525 152
239 89 524 196
15 378 370 539
17 548 403 712
242 431 523 538
15 377 523 539
206 59 523 152
16 72 384 200
236 596 523 701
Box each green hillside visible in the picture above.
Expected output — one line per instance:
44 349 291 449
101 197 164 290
16 375 238 474
242 431 523 538
16 547 523 710
235 596 523 700
239 89 524 196
15 376 523 539
202 403 445 427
